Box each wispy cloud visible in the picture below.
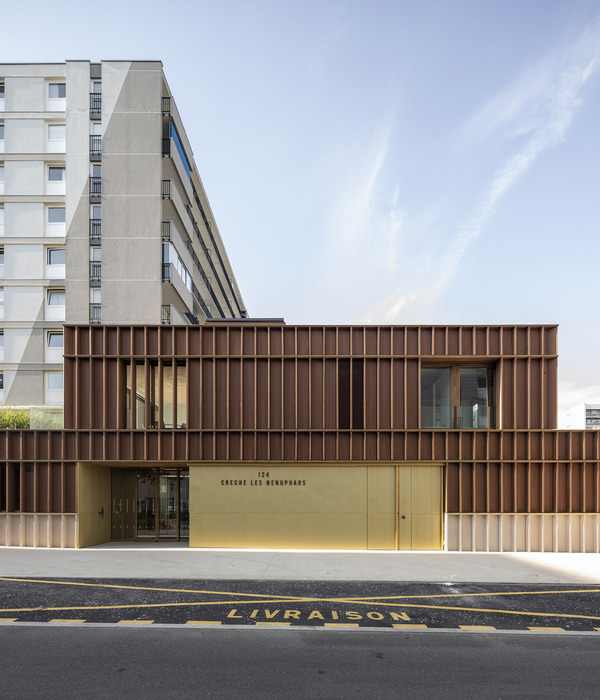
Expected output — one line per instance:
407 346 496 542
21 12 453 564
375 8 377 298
363 15 600 323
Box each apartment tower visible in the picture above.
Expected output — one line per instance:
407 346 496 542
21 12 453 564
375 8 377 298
0 60 247 413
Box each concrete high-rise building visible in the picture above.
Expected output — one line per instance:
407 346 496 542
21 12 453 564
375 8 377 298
0 61 247 414
559 403 600 429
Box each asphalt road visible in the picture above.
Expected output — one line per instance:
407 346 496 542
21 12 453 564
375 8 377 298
1 626 599 699
1 577 600 631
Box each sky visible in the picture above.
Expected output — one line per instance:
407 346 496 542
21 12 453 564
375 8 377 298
2 0 600 418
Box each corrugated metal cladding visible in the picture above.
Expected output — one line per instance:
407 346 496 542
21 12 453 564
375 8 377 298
2 323 600 522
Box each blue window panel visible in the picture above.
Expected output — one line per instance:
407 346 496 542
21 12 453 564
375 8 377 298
170 121 191 179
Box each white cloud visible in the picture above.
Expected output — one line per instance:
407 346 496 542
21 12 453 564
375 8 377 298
365 15 600 325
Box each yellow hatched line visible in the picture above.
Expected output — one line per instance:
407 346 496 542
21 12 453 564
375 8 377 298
0 577 308 602
0 598 316 614
0 618 18 622
2 595 599 622
346 588 600 601
2 577 599 622
331 598 600 622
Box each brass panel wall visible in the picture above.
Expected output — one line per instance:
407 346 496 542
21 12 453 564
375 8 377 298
398 466 443 550
367 465 396 549
77 462 111 547
189 463 440 550
189 464 371 549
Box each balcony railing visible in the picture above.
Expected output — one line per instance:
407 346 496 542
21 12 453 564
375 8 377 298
162 138 170 157
162 221 171 241
90 261 102 281
89 219 101 240
161 304 171 324
161 179 171 199
89 303 101 324
89 93 102 115
90 135 102 158
90 176 101 199
162 97 171 115
162 263 171 282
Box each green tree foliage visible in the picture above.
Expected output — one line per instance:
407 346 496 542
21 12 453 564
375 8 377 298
0 408 30 429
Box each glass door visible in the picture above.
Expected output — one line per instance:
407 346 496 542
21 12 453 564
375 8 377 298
132 468 189 541
159 470 179 539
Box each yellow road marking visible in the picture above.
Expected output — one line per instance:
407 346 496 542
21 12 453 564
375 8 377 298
0 618 18 622
347 588 600 601
0 577 310 602
0 598 317 613
528 627 564 631
255 622 291 626
186 621 222 625
118 620 154 624
49 619 85 623
2 577 599 623
393 624 427 628
332 600 600 622
1 596 598 623
459 625 496 630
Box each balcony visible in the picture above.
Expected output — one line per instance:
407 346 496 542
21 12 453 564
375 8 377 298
162 97 171 116
162 138 170 157
161 179 171 199
90 176 101 202
89 219 101 241
162 262 171 282
89 261 102 284
89 303 101 324
162 221 171 241
89 93 102 118
90 135 102 160
161 304 171 324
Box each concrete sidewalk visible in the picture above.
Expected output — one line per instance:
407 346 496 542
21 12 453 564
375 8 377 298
1 544 600 583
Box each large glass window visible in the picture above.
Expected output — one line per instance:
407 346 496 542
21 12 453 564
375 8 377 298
176 363 187 429
421 365 494 429
125 360 188 429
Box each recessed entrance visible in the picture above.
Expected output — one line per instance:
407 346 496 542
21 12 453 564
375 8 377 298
111 468 189 542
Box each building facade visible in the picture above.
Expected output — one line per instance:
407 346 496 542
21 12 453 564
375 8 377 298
0 61 246 412
1 322 599 553
560 403 600 430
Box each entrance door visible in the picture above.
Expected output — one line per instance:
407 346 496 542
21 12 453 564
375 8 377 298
397 466 443 550
111 469 136 540
111 468 189 542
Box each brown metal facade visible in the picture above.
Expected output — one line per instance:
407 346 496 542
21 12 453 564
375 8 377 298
2 323 600 517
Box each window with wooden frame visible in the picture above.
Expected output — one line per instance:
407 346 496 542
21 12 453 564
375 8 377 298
421 364 495 429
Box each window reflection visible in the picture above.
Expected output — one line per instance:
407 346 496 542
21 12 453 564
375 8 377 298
421 365 494 429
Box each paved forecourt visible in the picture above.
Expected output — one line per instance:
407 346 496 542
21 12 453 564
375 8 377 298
2 544 600 583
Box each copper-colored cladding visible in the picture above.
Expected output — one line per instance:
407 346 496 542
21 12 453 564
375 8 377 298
2 323 600 516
